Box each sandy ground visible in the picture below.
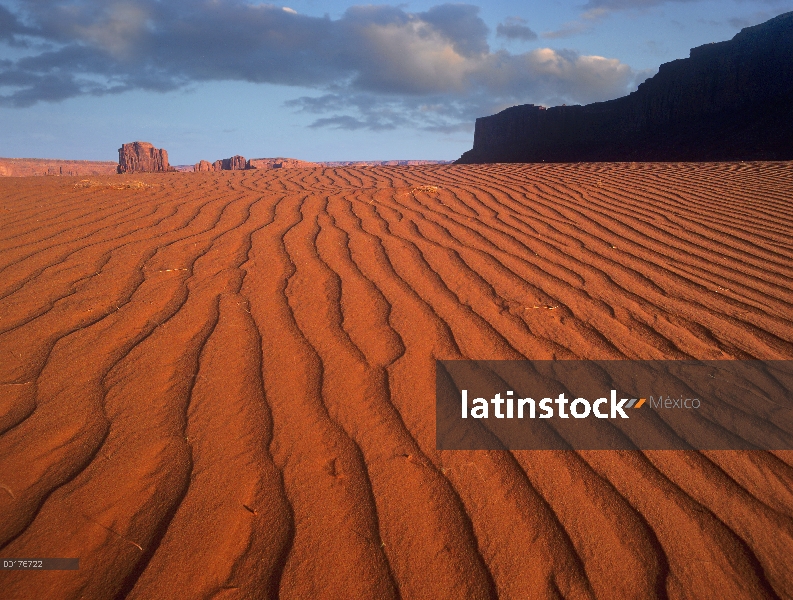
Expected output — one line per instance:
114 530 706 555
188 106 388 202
0 159 117 178
0 162 792 599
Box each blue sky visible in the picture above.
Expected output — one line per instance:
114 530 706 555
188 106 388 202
1 0 791 163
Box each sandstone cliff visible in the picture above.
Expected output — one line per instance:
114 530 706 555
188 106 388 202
194 160 213 172
457 11 793 163
211 155 247 171
118 142 171 173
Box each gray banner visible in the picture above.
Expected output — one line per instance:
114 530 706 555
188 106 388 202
436 360 793 450
1 558 79 570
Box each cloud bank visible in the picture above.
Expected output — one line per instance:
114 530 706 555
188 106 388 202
496 17 538 41
0 1 638 130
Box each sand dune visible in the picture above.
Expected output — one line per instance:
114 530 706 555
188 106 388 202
0 162 792 599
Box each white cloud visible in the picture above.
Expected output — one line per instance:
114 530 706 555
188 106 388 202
72 2 150 59
354 20 470 94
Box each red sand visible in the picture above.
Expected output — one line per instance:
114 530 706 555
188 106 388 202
0 163 792 599
0 158 117 177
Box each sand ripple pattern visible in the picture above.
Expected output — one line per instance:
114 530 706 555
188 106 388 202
1 162 792 599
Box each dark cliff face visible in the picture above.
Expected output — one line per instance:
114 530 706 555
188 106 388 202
457 12 793 163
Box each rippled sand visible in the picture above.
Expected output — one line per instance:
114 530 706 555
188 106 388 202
1 162 792 599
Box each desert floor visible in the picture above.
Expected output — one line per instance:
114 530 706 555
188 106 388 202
1 162 792 599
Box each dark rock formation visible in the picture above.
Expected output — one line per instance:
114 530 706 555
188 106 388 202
227 155 246 170
212 155 247 171
117 142 170 173
457 12 793 164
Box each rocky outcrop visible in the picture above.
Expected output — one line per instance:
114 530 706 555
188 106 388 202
118 142 170 173
212 155 247 171
192 156 249 171
228 155 246 170
188 157 450 172
457 11 793 163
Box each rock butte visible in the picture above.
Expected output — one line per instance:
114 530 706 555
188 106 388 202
192 156 242 171
212 155 247 171
118 142 172 174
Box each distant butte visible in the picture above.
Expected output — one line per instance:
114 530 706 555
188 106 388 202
190 157 453 171
118 142 172 173
192 157 315 171
213 155 247 171
457 11 793 163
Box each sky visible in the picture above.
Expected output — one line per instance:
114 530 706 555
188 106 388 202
1 0 791 163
